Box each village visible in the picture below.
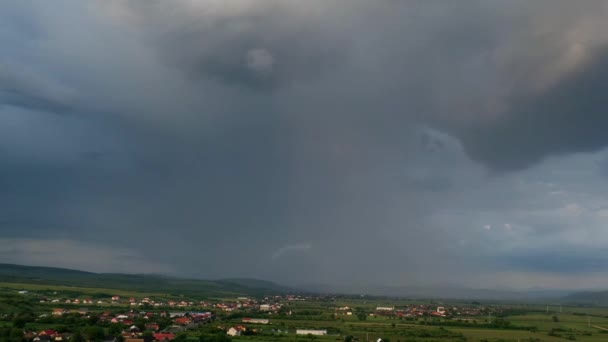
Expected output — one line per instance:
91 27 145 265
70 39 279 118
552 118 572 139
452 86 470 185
2 290 506 342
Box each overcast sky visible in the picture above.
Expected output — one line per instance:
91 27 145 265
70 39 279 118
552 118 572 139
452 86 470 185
2 0 608 290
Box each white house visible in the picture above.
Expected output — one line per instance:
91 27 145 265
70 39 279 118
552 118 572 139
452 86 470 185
296 329 327 336
226 328 240 336
227 327 245 336
376 307 394 311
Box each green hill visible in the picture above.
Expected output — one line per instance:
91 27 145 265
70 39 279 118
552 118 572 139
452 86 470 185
0 264 291 298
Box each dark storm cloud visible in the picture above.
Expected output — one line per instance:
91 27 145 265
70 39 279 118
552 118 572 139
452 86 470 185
2 0 608 288
121 1 348 90
116 0 608 171
458 50 608 170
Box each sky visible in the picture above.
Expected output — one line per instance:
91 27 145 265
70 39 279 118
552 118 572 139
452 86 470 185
2 0 608 291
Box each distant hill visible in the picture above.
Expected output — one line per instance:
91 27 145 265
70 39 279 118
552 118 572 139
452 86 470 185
0 263 292 297
298 283 569 301
562 291 608 306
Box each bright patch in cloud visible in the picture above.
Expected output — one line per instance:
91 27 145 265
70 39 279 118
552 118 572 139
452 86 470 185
271 242 312 259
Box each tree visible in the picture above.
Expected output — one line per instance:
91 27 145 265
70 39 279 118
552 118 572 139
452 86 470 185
174 333 189 342
11 317 26 329
9 328 22 342
82 326 105 342
143 331 154 342
72 331 85 342
88 314 100 325
357 312 367 321
108 324 123 337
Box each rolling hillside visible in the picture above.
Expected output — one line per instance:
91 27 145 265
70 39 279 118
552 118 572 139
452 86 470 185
0 263 291 297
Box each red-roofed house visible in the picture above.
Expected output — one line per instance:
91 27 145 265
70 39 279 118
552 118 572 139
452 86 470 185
174 317 191 325
146 323 160 331
154 333 176 341
39 329 59 337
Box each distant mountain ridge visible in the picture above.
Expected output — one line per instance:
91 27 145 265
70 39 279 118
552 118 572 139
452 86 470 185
562 290 608 306
298 283 571 301
0 263 292 297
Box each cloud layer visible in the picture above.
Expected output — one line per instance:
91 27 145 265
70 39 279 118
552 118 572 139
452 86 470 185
2 0 608 289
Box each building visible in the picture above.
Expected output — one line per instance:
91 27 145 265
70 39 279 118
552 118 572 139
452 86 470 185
227 326 246 337
259 304 271 311
296 329 327 336
52 308 67 316
153 333 176 341
242 318 269 324
174 317 191 325
376 307 394 311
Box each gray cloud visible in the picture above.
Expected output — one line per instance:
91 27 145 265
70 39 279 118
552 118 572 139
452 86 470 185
0 63 75 113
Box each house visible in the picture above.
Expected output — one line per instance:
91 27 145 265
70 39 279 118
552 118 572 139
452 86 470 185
39 329 59 338
296 329 327 336
112 296 121 301
174 317 191 325
259 304 271 311
376 307 394 311
226 326 246 337
145 323 160 331
190 312 212 322
52 308 67 316
153 333 176 341
77 308 90 315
